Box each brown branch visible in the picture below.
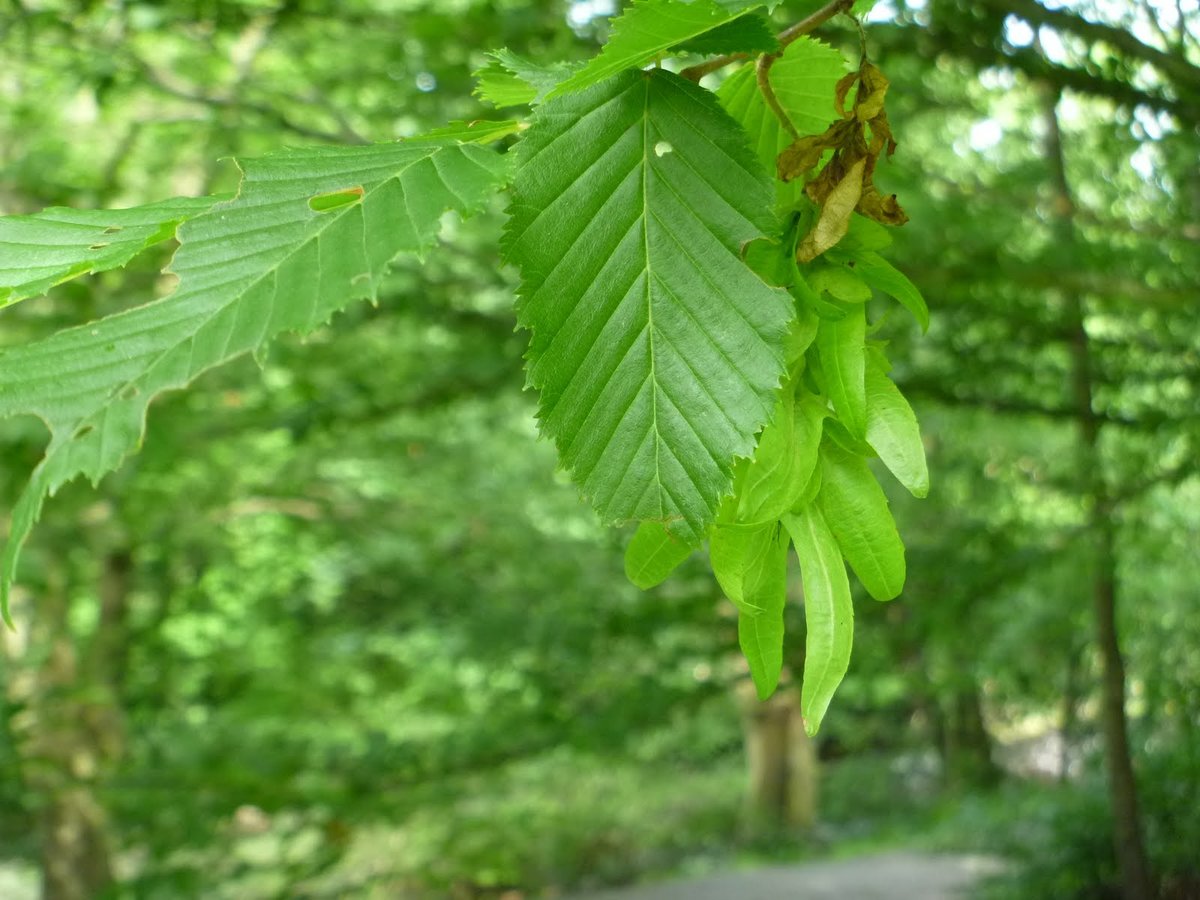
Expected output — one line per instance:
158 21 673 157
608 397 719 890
755 55 800 139
680 0 854 81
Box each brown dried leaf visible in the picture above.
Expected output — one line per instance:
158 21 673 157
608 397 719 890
855 62 889 122
834 71 858 119
856 185 908 225
778 134 833 183
797 158 866 263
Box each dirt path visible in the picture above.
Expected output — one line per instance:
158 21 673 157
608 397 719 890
569 851 1006 900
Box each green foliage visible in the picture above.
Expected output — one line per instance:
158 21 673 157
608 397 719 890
710 521 788 696
0 130 514 616
0 196 219 308
784 505 852 735
718 37 848 206
0 0 931 727
816 440 905 601
548 0 764 98
505 69 793 542
624 520 698 588
474 49 581 109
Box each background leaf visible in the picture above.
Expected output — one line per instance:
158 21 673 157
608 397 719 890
0 197 220 308
0 132 514 613
505 70 793 540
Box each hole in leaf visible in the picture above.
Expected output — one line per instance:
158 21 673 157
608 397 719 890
308 186 365 213
654 141 673 158
102 226 123 235
89 243 110 250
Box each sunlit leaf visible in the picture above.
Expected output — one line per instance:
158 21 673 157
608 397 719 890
784 503 852 735
0 196 220 308
865 353 928 497
817 439 906 601
815 304 867 438
549 0 761 99
506 70 793 541
625 520 698 588
474 49 581 108
0 131 514 616
711 521 790 699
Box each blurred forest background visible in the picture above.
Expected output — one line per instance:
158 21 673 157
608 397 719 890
1 0 1197 898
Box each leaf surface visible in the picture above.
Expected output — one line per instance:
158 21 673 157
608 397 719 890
865 354 928 497
506 70 793 540
474 49 581 108
711 522 789 699
784 504 852 735
735 388 826 525
625 520 697 588
832 247 928 330
815 304 866 438
816 440 906 600
548 0 758 99
0 129 515 615
672 13 778 55
0 197 220 308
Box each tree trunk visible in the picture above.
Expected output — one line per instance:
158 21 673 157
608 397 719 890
1060 643 1082 783
1041 85 1155 900
2 546 129 900
940 681 1001 789
738 682 817 834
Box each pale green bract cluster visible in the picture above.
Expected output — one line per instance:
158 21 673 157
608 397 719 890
0 0 924 729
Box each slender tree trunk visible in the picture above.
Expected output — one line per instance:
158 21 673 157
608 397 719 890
738 681 817 834
1041 85 1155 900
2 546 129 900
941 681 1001 789
1060 644 1081 783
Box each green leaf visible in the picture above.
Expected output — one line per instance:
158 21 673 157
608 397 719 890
474 49 581 108
832 248 929 331
548 0 754 99
735 387 826 525
711 522 789 700
0 196 221 308
717 37 847 207
808 262 872 303
865 354 928 498
784 306 820 368
783 504 852 735
672 13 778 56
816 440 906 601
710 522 773 610
625 520 698 588
506 70 793 541
815 305 867 438
792 269 849 320
0 132 514 617
840 212 892 252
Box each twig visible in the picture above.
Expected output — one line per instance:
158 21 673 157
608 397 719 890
680 0 855 81
755 55 800 139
